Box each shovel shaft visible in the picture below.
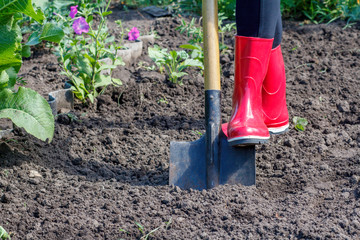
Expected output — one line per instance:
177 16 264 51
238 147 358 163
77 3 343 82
203 0 221 189
203 0 220 91
205 90 221 188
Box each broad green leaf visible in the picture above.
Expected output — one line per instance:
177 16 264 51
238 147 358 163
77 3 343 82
177 50 188 59
5 67 17 88
0 0 45 23
22 45 31 57
148 46 168 63
183 59 203 69
83 54 96 65
26 31 40 46
0 71 9 89
39 23 64 43
0 15 22 72
77 56 92 76
94 74 111 88
0 87 54 142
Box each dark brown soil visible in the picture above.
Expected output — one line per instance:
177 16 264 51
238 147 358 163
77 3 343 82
1 9 360 239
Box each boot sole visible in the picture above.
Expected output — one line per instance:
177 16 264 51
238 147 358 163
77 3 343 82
228 136 269 147
268 123 289 135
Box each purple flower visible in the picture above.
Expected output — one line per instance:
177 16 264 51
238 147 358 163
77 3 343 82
128 27 140 41
73 17 89 35
69 5 78 19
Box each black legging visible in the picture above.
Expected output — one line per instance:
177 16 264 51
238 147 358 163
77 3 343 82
236 0 282 48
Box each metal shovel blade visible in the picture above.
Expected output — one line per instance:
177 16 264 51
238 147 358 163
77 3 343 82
169 131 255 190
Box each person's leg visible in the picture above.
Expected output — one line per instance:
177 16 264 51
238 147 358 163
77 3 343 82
236 0 280 40
262 16 289 134
225 0 281 146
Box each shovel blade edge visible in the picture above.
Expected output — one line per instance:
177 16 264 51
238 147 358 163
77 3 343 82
169 133 256 190
169 136 206 190
219 132 256 186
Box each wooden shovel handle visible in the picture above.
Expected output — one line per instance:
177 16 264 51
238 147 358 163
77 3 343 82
203 0 221 91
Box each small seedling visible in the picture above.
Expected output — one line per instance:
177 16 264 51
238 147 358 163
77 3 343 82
293 116 308 131
0 226 11 240
157 97 168 104
191 130 203 136
291 46 298 51
2 170 9 178
120 218 172 240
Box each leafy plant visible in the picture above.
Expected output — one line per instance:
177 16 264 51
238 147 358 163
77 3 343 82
293 116 308 131
176 18 203 44
281 0 360 24
218 12 236 51
0 0 64 142
55 1 125 104
148 45 203 84
179 43 203 71
0 226 10 240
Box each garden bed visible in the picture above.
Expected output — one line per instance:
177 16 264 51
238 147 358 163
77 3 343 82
1 9 360 239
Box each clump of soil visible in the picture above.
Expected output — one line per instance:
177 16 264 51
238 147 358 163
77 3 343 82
1 9 360 239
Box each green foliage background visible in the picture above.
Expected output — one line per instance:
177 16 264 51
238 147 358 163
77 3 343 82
130 0 360 23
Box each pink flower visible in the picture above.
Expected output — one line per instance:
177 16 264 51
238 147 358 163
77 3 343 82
73 17 89 35
128 27 140 41
70 5 78 19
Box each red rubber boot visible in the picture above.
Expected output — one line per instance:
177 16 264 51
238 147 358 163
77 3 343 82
226 36 273 146
262 45 289 134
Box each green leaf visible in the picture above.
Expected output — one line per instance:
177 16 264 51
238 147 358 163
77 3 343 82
0 0 45 23
94 74 111 88
177 50 188 60
0 87 54 142
26 31 40 46
0 225 11 240
102 11 112 17
86 15 93 23
112 78 122 86
5 67 17 88
169 50 177 60
293 116 308 131
171 72 187 79
148 46 168 64
77 56 92 76
96 64 117 73
0 15 22 72
0 71 9 89
179 44 199 50
182 59 203 69
22 45 31 57
39 22 64 43
32 0 48 10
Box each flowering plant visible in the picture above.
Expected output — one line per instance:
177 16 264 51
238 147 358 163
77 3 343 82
55 0 125 104
128 27 140 41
